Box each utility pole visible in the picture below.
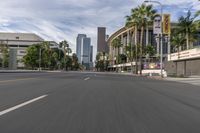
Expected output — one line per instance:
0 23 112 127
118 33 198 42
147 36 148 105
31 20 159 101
39 47 41 71
144 0 163 77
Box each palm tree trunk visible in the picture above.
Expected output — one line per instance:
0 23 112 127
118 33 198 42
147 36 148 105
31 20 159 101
139 26 144 75
146 25 149 46
118 47 120 64
186 28 189 49
135 26 138 74
177 48 180 59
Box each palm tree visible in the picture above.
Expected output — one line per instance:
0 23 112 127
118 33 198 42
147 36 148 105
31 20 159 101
41 41 51 69
144 45 156 57
126 4 156 75
135 4 150 75
195 9 200 29
171 35 186 76
171 35 186 59
66 47 72 56
111 38 122 64
144 5 157 46
59 40 70 70
0 42 9 68
178 10 198 49
126 8 140 74
72 53 79 70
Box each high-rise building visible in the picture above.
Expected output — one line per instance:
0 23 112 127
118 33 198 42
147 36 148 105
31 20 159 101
90 45 93 62
90 45 93 68
97 27 108 53
76 34 86 63
81 37 91 69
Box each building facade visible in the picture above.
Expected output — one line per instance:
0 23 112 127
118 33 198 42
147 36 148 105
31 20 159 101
97 27 108 53
76 34 87 64
76 34 93 70
90 45 93 68
0 32 57 69
166 47 200 76
107 24 177 74
107 25 200 76
81 37 91 69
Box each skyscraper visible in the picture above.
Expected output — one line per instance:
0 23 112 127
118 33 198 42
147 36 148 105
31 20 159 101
90 45 93 62
76 34 86 63
97 27 108 53
90 45 93 68
81 37 91 69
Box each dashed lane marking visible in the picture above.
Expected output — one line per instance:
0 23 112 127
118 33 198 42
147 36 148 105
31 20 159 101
84 77 90 81
0 95 48 116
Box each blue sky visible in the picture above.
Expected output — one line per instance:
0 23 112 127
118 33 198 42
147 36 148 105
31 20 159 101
0 0 199 56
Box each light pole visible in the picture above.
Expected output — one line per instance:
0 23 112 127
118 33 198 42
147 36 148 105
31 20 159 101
39 47 41 71
144 0 163 77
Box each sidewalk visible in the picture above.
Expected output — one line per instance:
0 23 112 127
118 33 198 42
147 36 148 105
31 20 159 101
165 76 200 86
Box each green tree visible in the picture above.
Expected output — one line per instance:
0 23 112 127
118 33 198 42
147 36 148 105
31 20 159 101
126 4 156 74
59 40 70 70
71 53 80 70
50 52 59 69
23 44 40 69
112 38 122 64
118 54 127 64
66 47 72 56
126 8 140 74
95 52 108 71
171 35 186 59
0 42 9 68
41 42 51 69
144 45 156 57
178 10 199 49
144 5 157 46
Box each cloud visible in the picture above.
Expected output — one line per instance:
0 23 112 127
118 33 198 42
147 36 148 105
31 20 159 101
0 0 199 58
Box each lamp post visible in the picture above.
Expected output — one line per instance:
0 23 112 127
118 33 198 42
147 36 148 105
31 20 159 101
144 0 163 77
39 47 41 71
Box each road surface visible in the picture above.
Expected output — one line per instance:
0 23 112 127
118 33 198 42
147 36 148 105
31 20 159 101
0 72 200 133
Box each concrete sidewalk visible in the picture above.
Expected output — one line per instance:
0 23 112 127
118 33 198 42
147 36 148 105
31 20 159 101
165 76 200 86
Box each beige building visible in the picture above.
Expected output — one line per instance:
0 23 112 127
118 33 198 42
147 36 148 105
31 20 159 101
107 26 165 73
107 25 200 76
0 32 57 69
166 48 200 76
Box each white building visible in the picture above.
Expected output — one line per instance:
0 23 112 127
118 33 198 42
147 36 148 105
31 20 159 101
0 32 57 69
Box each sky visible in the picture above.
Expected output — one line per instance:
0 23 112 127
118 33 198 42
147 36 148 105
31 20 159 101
0 0 199 58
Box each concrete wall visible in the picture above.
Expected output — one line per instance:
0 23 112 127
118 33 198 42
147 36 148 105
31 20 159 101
9 49 17 70
165 59 200 76
186 59 200 76
165 61 176 75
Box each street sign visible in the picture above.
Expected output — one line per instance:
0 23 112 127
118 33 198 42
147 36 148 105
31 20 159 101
163 14 171 35
153 14 162 35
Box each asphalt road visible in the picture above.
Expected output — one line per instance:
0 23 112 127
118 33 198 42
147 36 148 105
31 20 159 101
0 72 200 133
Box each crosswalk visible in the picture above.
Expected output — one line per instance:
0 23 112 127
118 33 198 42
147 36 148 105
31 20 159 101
166 77 200 86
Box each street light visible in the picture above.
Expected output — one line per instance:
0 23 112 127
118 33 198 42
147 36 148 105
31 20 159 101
144 0 164 77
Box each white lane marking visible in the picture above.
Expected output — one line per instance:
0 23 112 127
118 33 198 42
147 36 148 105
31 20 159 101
0 95 48 116
84 77 90 81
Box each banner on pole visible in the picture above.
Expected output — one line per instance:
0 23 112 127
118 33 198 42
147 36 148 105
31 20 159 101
163 14 171 35
153 14 162 35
